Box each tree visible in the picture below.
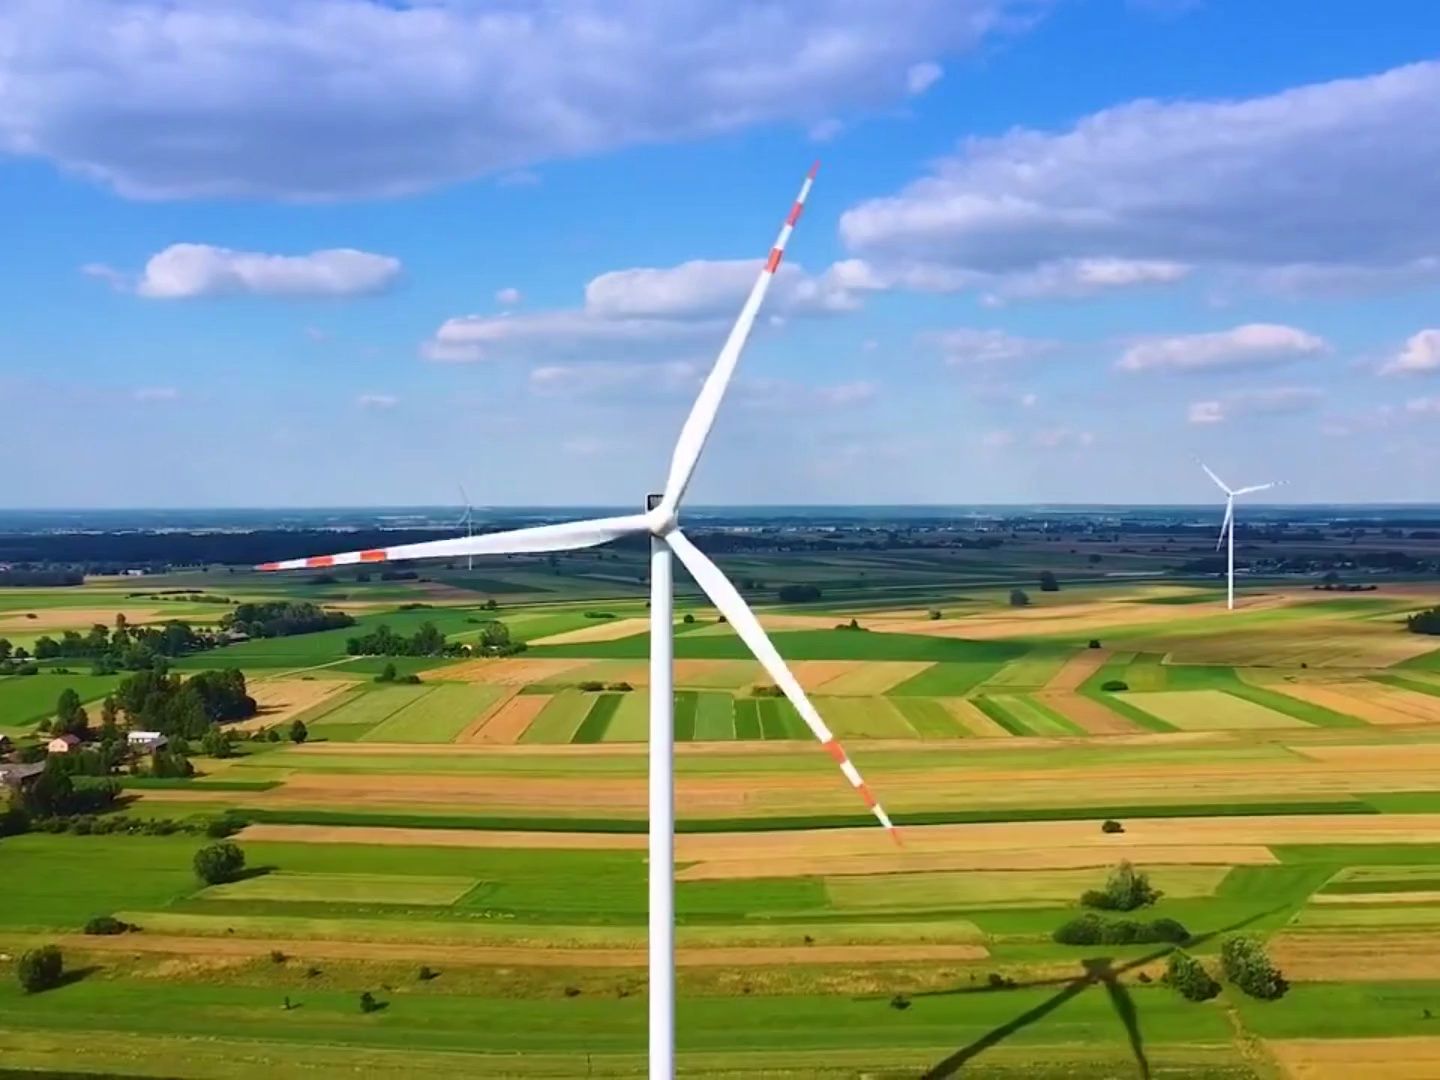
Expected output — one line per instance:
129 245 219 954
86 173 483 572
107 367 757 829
26 759 74 817
16 946 63 993
54 688 88 738
186 668 257 723
1039 571 1060 592
360 990 381 1013
682 613 696 624
776 584 822 603
376 662 398 683
1407 607 1440 636
1081 861 1162 912
289 719 309 744
201 727 235 759
1220 935 1287 1000
1165 951 1220 1002
99 695 120 733
193 841 246 885
1009 588 1030 608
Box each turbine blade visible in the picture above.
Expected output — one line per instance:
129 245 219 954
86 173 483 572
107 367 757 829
257 514 649 572
1200 463 1232 495
1233 482 1276 496
659 164 819 512
665 528 899 842
1215 499 1233 551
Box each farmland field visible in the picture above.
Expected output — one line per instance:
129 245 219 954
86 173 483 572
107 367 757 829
3 552 1440 1078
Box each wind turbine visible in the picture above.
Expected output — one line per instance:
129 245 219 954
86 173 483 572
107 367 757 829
1201 464 1278 610
257 164 897 1080
456 484 474 572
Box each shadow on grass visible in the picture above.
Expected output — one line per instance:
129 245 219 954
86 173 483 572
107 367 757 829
53 965 102 990
919 908 1282 1080
227 864 277 883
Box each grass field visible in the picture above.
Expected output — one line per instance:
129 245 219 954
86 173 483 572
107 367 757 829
4 568 1440 1077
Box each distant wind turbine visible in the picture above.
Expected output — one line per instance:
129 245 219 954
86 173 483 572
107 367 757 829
456 484 474 572
256 164 897 1080
1201 464 1280 610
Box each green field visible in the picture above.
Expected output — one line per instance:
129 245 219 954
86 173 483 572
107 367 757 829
3 560 1440 1077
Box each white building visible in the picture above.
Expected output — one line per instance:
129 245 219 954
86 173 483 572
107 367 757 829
127 731 168 751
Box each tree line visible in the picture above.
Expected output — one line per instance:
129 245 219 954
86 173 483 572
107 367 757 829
345 619 523 658
1407 607 1440 635
220 601 354 638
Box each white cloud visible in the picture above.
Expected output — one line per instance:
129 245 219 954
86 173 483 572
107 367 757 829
1380 329 1440 376
561 436 610 457
1019 392 1038 408
117 244 401 299
839 61 1440 291
906 61 944 95
979 430 1015 449
80 262 127 290
1 0 1029 200
495 287 523 307
927 328 1058 366
1033 427 1095 449
424 257 880 362
982 258 1190 304
1117 324 1326 374
304 326 330 343
1186 386 1324 425
1406 397 1440 415
813 380 879 407
131 386 178 402
807 117 845 143
356 393 398 410
528 361 700 399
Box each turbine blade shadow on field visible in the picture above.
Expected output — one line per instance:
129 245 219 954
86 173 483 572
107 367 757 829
918 908 1285 1079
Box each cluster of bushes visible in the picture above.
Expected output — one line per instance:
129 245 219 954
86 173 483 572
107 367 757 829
112 666 257 739
221 601 354 639
375 663 422 685
578 681 632 692
1165 951 1220 1001
1101 679 1129 692
349 620 525 659
1220 935 1288 1000
776 584 821 603
834 618 868 631
583 611 615 620
194 841 246 885
1052 913 1189 946
1407 607 1440 636
16 946 64 993
751 684 784 698
23 813 232 838
84 915 137 936
1081 861 1162 911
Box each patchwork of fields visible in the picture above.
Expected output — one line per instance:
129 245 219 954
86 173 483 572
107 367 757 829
3 571 1440 1077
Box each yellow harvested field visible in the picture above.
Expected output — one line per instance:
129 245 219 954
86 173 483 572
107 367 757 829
528 617 650 645
1271 933 1440 981
1160 625 1440 668
1310 890 1440 905
0 606 174 631
817 661 935 696
454 687 520 742
1267 1037 1440 1080
941 698 1010 737
775 660 865 692
1274 682 1433 727
238 823 645 850
465 692 547 744
675 814 1440 862
676 844 1276 881
36 930 986 969
672 659 761 688
874 600 1230 640
1042 649 1112 691
686 613 837 636
230 678 352 733
432 657 592 685
1126 689 1308 731
1034 691 1137 734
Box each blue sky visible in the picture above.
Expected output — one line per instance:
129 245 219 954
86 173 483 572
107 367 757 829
4 0 1440 508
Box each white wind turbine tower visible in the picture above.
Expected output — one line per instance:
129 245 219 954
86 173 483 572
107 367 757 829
456 484 475 572
1201 464 1279 610
258 164 897 1080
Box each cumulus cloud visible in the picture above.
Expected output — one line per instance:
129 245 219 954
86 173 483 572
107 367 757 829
1117 324 1326 374
1186 386 1324 425
1380 329 1440 376
425 258 879 362
356 393 398 409
906 62 944 95
927 328 1058 366
527 361 700 399
839 61 1440 293
106 244 401 299
0 0 1030 200
982 258 1190 304
495 287 523 307
812 380 879 407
